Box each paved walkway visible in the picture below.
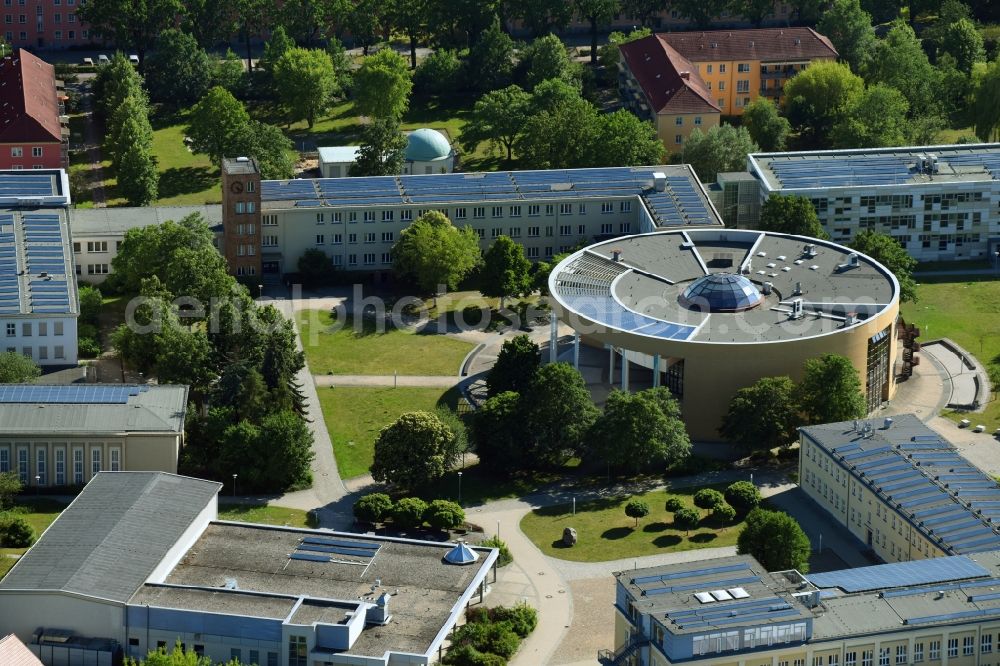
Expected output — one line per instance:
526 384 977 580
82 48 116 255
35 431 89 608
313 374 463 388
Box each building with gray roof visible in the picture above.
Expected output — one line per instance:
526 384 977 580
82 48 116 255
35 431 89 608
0 384 189 489
611 549 1000 665
800 413 1000 564
747 143 1000 262
0 471 498 666
547 228 900 440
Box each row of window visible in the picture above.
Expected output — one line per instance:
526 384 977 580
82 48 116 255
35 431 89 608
3 29 84 40
233 201 257 214
73 241 118 254
4 344 65 360
0 444 117 486
8 146 44 157
305 201 634 225
235 244 256 257
6 11 77 22
134 640 277 666
5 321 65 337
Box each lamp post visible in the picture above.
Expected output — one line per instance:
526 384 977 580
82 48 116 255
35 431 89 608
232 473 238 498
35 475 40 495
257 284 264 299
457 471 463 507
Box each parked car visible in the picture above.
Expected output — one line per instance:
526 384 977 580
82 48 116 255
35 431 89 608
82 57 94 66
97 54 109 65
128 54 139 66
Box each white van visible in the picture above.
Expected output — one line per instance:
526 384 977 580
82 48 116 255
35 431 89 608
129 54 139 66
97 54 109 65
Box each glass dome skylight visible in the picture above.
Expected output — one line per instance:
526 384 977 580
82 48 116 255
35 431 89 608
678 273 763 313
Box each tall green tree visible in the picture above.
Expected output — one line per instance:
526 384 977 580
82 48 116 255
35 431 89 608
789 0 824 23
0 351 40 383
519 34 580 90
520 95 602 169
260 25 296 76
758 194 828 238
471 391 527 472
742 98 791 152
182 0 235 49
589 388 691 473
153 320 217 395
868 21 942 115
818 0 877 75
830 84 910 148
941 18 986 74
575 0 621 64
971 57 1000 142
461 86 532 162
729 0 775 26
504 0 574 36
187 87 252 166
240 121 296 180
850 229 918 302
783 60 864 147
737 509 811 572
390 0 428 69
112 214 224 295
798 354 866 424
392 211 482 296
371 411 460 490
426 0 502 49
142 29 214 106
595 110 664 167
672 0 729 27
481 236 531 309
625 499 650 526
354 49 413 120
274 48 339 128
94 52 145 122
116 116 158 205
235 0 273 71
719 377 802 451
620 0 661 26
467 22 516 93
107 93 152 172
681 125 759 184
521 363 599 467
486 335 541 397
413 49 465 97
352 118 408 176
78 0 181 66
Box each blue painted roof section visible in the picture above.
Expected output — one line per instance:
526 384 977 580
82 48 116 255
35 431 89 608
0 384 149 403
807 555 989 593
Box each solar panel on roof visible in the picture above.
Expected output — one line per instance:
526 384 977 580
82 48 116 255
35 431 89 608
289 552 331 563
807 555 989 592
632 562 749 586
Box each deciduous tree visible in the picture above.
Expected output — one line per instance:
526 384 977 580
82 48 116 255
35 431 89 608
868 21 942 115
424 499 465 529
758 193 829 239
0 351 40 383
589 388 691 473
351 118 408 176
798 354 866 424
625 499 650 526
575 0 621 64
672 0 729 28
971 57 1000 142
783 61 864 147
467 22 516 92
413 49 465 97
115 116 158 205
595 110 664 167
187 87 252 166
371 412 459 490
78 0 181 66
182 0 235 49
681 125 759 183
742 98 790 152
505 0 573 36
520 34 580 90
354 493 394 523
941 18 986 74
486 335 541 397
672 507 700 534
354 49 413 120
521 363 599 466
460 85 532 162
143 29 214 106
274 48 339 128
818 0 877 75
737 509 811 571
725 481 761 513
830 83 910 148
730 0 775 26
471 391 527 472
392 211 481 296
850 229 918 302
719 376 802 451
693 488 724 512
520 95 602 169
481 236 531 309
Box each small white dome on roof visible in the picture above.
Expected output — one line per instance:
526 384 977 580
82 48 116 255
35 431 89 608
406 128 452 162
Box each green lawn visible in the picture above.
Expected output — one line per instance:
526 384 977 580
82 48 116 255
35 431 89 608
295 310 474 376
317 385 460 478
0 498 67 581
519 485 747 562
217 503 314 528
901 277 1000 428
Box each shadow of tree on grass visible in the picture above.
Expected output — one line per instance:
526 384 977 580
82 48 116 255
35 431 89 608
158 166 219 200
602 526 633 540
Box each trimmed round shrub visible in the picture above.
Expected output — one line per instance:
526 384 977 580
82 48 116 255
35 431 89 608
392 497 428 528
624 499 649 525
664 496 684 512
673 507 701 532
725 481 762 513
424 499 465 530
353 493 393 523
714 502 737 524
0 515 34 547
693 488 724 511
481 536 513 567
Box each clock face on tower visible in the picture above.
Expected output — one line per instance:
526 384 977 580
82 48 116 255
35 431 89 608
230 181 245 194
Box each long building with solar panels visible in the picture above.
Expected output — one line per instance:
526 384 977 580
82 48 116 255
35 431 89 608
0 384 189 489
0 471 497 666
612 549 1000 665
0 169 77 367
800 413 1000 565
218 157 722 281
747 143 1000 263
547 228 899 440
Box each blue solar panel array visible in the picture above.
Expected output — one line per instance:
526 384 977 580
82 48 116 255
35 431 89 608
665 596 804 631
0 173 58 197
807 555 989 593
0 385 149 404
261 168 715 226
291 535 380 563
940 153 1000 180
0 210 72 315
563 295 697 340
769 155 914 189
0 213 17 315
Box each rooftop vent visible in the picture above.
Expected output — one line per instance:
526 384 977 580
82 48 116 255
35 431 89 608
444 541 479 565
790 298 804 320
694 591 715 604
710 589 734 601
883 417 894 429
653 172 667 192
728 587 750 599
611 249 623 262
224 578 238 590
762 281 773 295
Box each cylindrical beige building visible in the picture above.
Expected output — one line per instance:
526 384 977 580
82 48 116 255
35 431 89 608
548 228 900 441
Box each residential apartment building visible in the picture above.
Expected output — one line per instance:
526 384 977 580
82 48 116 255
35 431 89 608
220 159 722 282
748 144 1000 262
0 384 189 489
0 471 498 666
611 550 1000 666
0 0 89 48
799 413 1000 564
618 28 837 144
0 169 77 366
0 49 67 169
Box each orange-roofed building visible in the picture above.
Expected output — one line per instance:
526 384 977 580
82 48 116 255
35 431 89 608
619 28 837 153
0 49 68 170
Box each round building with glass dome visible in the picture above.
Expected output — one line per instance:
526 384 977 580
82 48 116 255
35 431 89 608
548 228 901 441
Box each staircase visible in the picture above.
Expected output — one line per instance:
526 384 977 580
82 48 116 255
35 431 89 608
597 638 650 665
897 318 921 380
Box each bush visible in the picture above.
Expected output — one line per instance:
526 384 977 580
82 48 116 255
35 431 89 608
413 49 465 97
392 497 428 528
78 284 103 325
424 499 465 530
452 620 521 660
481 536 513 567
693 488 724 511
442 644 507 666
488 602 537 638
353 493 394 523
78 323 99 340
0 515 34 547
725 481 762 513
664 496 684 512
78 336 101 359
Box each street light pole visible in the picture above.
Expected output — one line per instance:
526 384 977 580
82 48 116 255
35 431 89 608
457 471 463 507
257 284 264 299
232 473 238 498
35 475 40 495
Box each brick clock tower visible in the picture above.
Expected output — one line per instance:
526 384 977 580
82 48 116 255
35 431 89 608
221 157 263 280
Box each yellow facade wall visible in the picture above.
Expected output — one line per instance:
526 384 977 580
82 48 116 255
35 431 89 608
656 112 721 155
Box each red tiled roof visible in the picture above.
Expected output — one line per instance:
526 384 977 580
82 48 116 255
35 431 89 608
620 35 721 115
0 634 43 666
660 27 838 63
0 49 62 144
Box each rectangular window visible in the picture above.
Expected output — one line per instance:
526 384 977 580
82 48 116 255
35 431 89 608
675 116 684 125
929 640 940 660
22 322 31 337
267 653 278 666
861 650 872 666
381 231 393 242
578 224 586 235
363 253 376 265
559 225 571 236
983 634 993 654
32 146 43 157
475 228 484 239
348 254 357 266
545 204 555 216
38 346 46 360
315 213 324 223
676 134 683 144
509 205 521 217
381 210 393 222
559 203 572 215
91 447 101 477
10 147 21 157
492 206 503 218
55 448 65 486
364 211 375 222
719 64 726 73
246 180 255 192
348 233 357 244
455 208 467 219
399 209 412 221
0 448 7 473
110 447 121 472
694 116 702 125
947 638 958 657
895 645 906 664
381 252 392 264
315 234 324 245
737 80 750 93
738 63 751 72
601 223 613 234
528 226 539 237
16 448 28 484
913 642 923 662
491 227 502 239
235 202 245 214
578 204 586 215
72 448 83 484
619 223 632 233
845 652 856 666
528 204 540 216
364 232 376 243
527 247 539 258
5 323 13 336
718 81 725 91
963 636 974 656
601 201 613 214
247 202 255 213
473 207 485 219
508 227 521 238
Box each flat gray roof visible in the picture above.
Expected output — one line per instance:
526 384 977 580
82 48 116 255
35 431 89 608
551 228 898 344
750 143 1000 191
801 413 1000 555
70 205 222 236
0 384 188 434
148 522 493 658
0 472 221 602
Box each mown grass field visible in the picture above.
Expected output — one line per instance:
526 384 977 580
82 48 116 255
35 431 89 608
0 498 66 580
217 503 314 528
